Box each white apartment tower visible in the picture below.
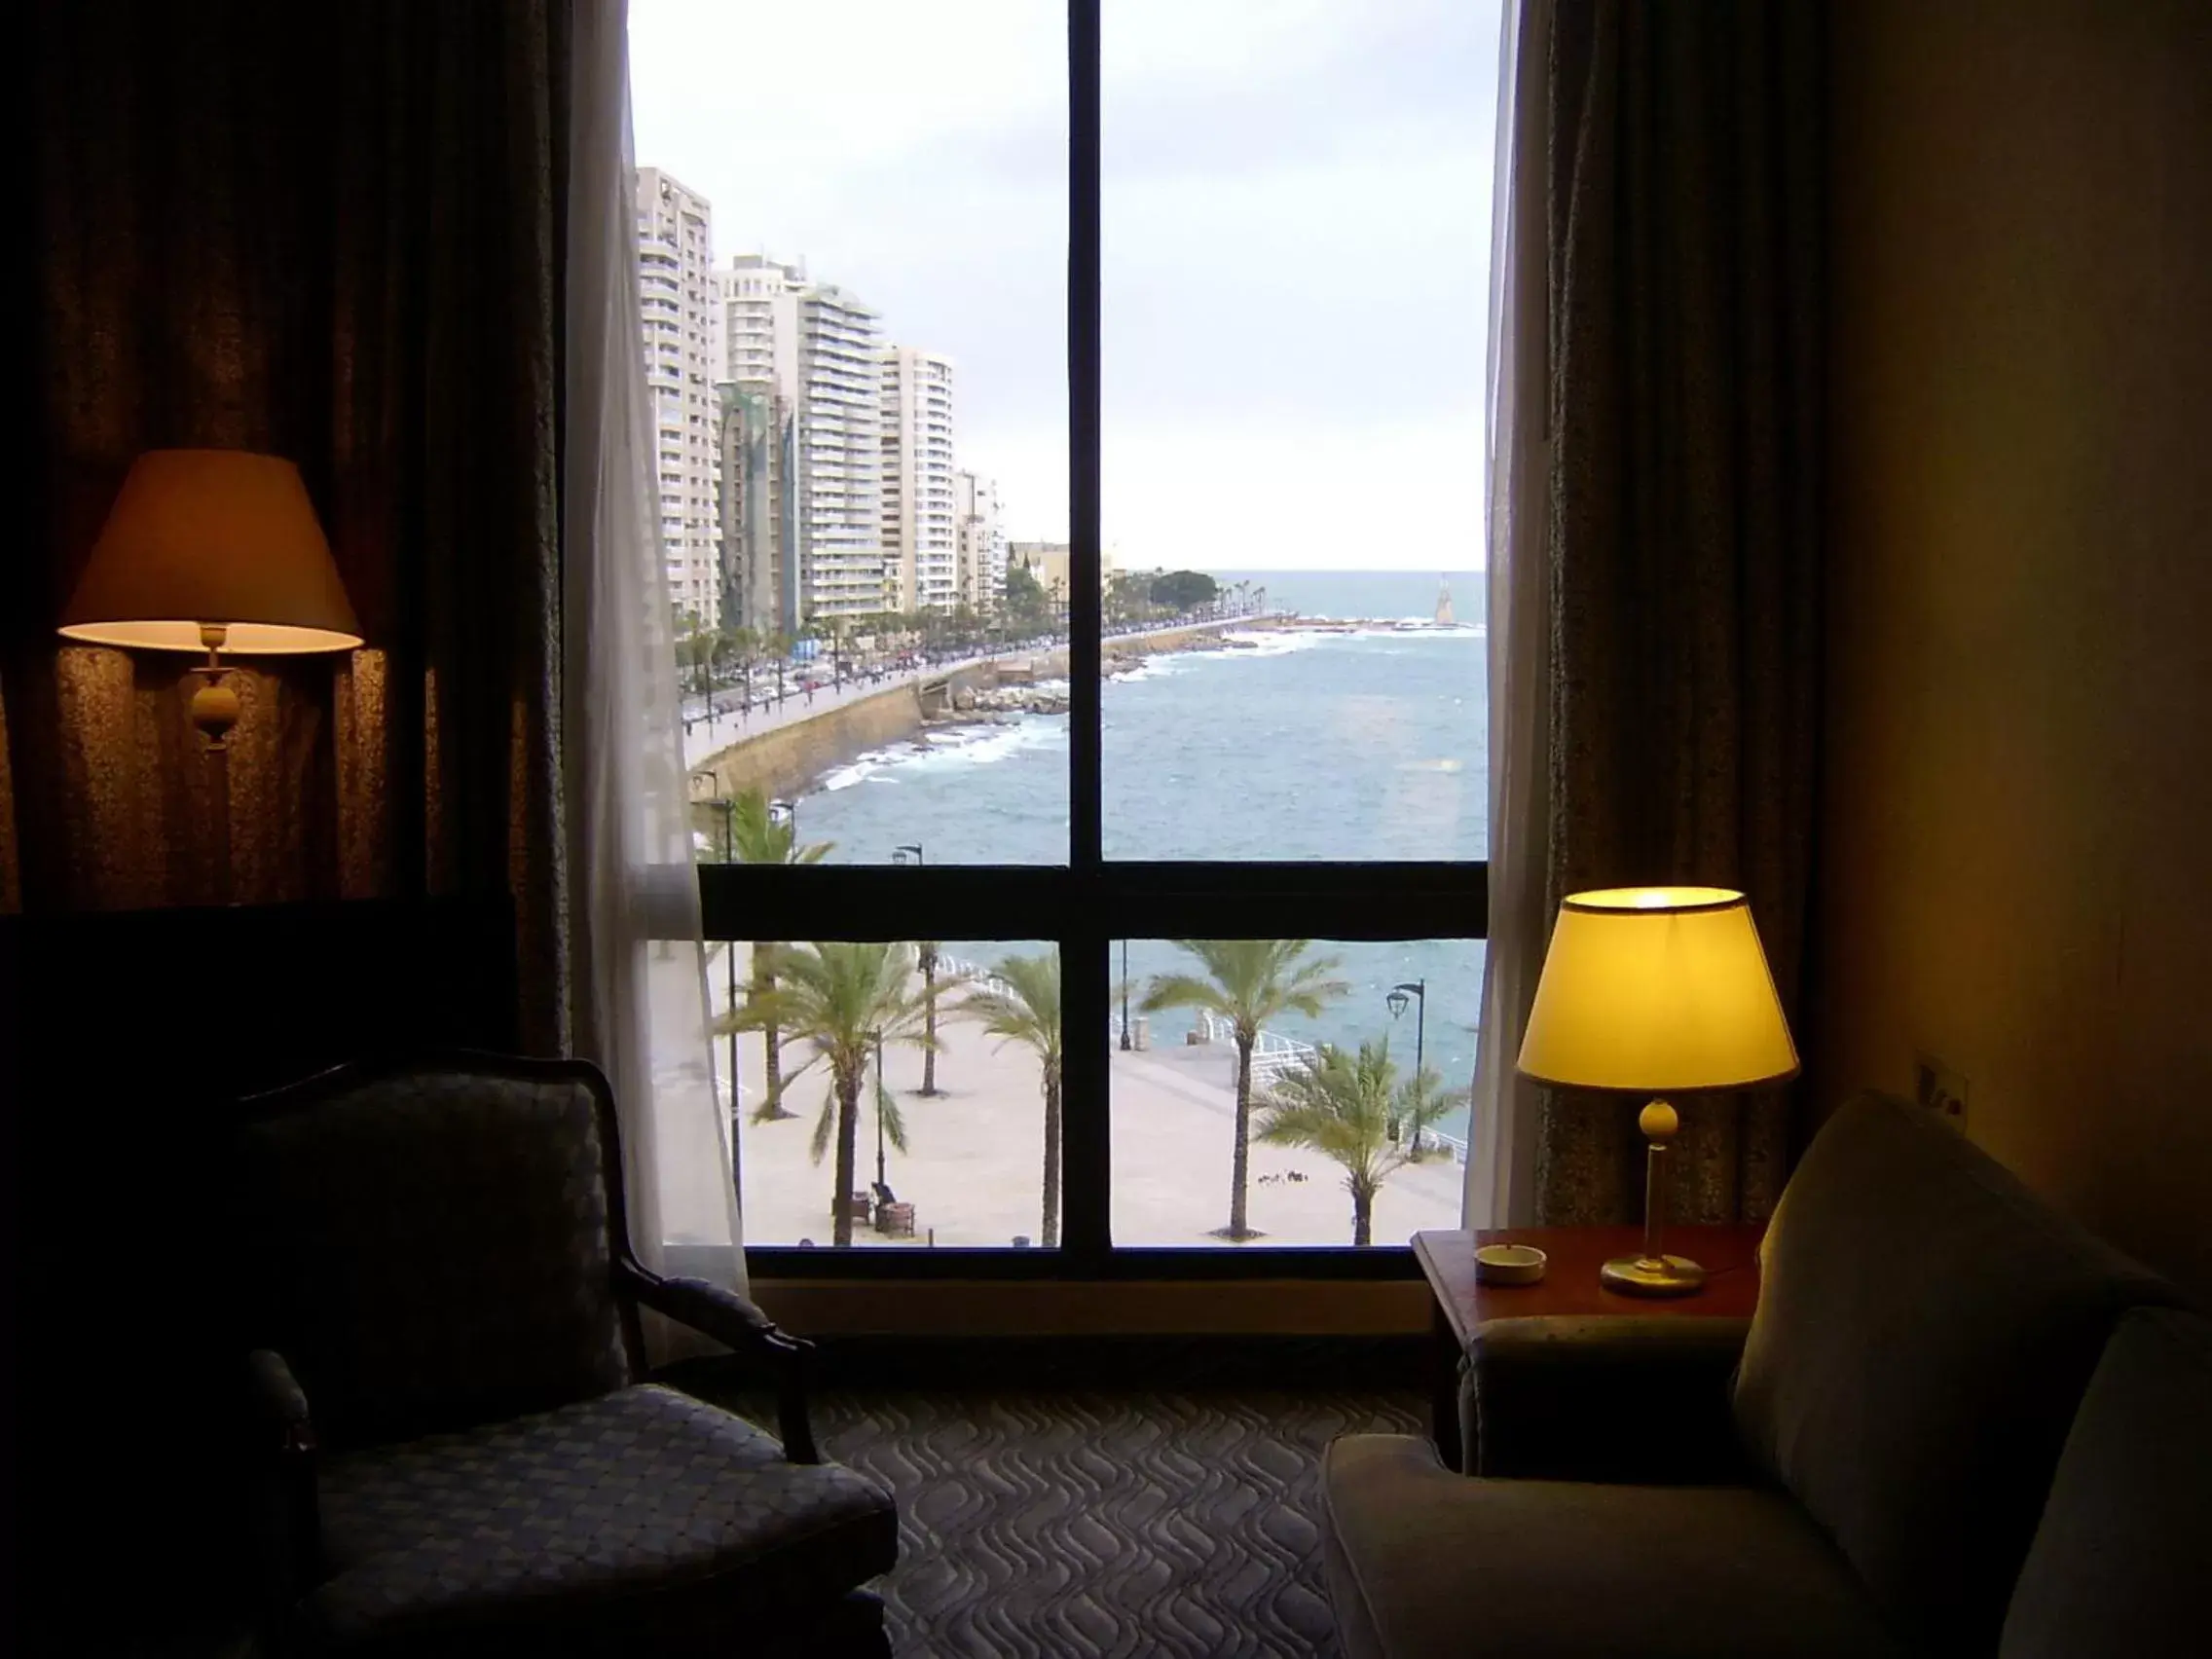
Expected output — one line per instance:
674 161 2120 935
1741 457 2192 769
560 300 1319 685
954 471 1006 615
635 168 720 629
720 254 885 620
881 348 958 613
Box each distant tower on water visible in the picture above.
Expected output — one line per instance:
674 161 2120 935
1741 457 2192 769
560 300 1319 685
1435 576 1456 625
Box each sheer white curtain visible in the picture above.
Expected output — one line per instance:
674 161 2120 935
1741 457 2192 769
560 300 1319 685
1465 0 1551 1230
565 0 747 1301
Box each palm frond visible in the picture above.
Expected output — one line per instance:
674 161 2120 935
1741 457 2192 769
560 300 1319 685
1251 1038 1419 1190
1144 941 1349 1038
808 1087 835 1164
955 951 1062 1063
1139 972 1229 1017
875 1079 909 1155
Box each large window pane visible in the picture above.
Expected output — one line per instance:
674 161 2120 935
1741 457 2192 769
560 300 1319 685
1112 939 1482 1246
633 1 1069 864
1101 2 1499 860
708 940 1062 1248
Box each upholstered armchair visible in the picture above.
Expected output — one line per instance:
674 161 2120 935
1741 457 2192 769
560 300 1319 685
231 1054 897 1657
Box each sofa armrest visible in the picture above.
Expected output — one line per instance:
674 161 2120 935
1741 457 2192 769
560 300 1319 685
244 1348 322 1625
1464 1315 1753 1483
248 1347 316 1454
620 1265 822 1464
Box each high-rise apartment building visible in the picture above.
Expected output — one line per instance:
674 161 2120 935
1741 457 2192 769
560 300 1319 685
715 379 796 639
720 255 885 621
881 348 958 614
954 471 1006 615
635 168 720 629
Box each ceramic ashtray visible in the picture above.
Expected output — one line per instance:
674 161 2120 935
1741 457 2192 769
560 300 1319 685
1473 1243 1548 1285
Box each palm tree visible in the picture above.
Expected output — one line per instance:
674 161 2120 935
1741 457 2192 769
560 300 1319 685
1141 940 1349 1240
955 952 1063 1247
1256 1039 1451 1246
718 942 932 1246
914 941 945 1095
727 788 831 1123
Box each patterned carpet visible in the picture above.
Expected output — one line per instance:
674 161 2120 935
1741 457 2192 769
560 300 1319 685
682 1346 1424 1658
815 1387 1419 1658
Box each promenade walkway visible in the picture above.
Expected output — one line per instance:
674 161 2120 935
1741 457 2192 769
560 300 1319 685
678 613 1273 776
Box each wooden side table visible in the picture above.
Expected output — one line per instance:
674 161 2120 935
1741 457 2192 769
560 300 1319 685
1413 1225 1765 1470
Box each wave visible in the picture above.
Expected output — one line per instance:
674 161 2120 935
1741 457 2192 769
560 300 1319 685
815 713 1067 794
1113 655 1185 682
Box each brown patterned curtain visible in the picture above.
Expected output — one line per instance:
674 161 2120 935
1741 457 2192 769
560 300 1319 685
1535 0 1823 1223
8 0 571 1050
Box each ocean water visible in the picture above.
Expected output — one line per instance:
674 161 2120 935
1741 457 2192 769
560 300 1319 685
788 570 1491 1112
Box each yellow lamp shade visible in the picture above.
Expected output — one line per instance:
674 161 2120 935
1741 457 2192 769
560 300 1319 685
1517 887 1799 1093
57 450 362 654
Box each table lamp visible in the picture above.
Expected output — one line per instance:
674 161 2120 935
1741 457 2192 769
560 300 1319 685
1517 887 1798 1296
57 450 361 899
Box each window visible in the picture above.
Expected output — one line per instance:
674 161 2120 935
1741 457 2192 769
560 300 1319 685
635 0 1495 1279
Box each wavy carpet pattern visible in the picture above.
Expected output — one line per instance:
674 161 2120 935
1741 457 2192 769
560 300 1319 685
805 1385 1422 1658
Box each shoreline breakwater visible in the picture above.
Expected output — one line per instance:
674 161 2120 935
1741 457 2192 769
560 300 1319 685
687 617 1274 806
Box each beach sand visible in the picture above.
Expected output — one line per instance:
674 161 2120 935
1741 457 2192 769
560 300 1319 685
689 945 1465 1251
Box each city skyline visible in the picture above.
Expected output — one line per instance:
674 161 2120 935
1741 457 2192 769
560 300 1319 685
628 0 1499 573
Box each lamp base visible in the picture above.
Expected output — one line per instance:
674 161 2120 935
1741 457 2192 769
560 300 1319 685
1601 1253 1706 1297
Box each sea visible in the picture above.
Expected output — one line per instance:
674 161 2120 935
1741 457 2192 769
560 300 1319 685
791 570 1491 1128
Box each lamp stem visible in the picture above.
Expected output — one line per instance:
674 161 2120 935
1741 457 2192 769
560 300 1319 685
1598 1097 1704 1296
1641 1134 1667 1267
190 624 240 904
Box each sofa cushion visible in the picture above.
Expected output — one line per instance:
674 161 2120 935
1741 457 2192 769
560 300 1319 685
1733 1093 2177 1654
1320 1433 1905 1659
307 1383 898 1646
2001 1307 2212 1659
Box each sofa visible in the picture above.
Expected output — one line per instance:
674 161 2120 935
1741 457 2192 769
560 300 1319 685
1321 1092 2212 1657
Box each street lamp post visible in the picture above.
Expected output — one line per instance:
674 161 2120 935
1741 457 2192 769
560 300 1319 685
1120 938 1131 1051
1387 977 1427 1143
1386 978 1427 1082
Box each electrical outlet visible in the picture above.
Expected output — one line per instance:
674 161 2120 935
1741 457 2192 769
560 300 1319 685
1913 1054 1970 1132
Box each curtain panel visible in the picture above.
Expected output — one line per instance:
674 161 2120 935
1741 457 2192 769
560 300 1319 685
1466 0 1554 1231
565 0 745 1299
11 0 571 1051
1535 0 1825 1224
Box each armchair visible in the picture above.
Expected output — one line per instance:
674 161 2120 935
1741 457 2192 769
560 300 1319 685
231 1053 896 1657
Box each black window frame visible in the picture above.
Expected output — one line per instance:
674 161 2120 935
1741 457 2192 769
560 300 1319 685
700 1 1488 1283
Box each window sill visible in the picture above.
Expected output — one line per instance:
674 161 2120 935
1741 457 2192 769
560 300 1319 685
749 1274 1432 1338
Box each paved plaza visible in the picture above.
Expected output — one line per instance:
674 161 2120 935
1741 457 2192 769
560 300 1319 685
684 945 1466 1253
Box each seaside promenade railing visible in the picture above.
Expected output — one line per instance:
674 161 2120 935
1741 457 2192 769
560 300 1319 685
929 950 1017 1004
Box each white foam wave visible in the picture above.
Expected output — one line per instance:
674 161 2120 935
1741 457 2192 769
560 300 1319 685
811 713 1065 795
1113 655 1184 682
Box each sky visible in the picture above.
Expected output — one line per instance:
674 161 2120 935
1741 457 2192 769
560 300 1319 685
629 0 1499 571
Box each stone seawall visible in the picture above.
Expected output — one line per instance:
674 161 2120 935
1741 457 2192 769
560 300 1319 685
691 682 925 802
692 618 1271 800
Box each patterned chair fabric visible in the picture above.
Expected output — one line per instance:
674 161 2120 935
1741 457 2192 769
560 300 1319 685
234 1055 896 1658
311 1384 897 1645
238 1069 636 1448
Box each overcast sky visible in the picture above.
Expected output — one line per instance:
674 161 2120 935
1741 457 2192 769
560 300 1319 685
630 0 1498 571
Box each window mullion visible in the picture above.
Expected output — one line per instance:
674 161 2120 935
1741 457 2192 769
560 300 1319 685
1061 0 1111 1263
1068 0 1103 876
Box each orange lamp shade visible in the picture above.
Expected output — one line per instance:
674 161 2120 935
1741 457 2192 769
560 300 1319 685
1517 887 1800 1093
57 450 361 654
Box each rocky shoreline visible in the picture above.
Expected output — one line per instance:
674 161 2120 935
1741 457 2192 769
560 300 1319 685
926 628 1276 722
